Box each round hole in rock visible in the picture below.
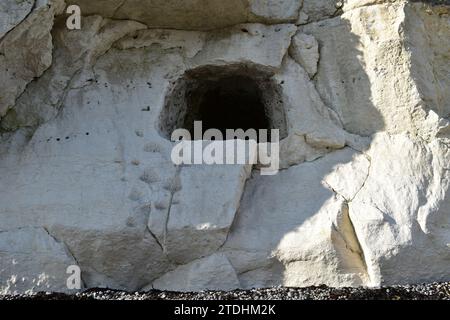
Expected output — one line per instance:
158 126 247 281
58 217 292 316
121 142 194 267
159 65 287 141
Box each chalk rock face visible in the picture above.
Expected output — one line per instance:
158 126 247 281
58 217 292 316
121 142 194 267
0 0 34 39
65 0 303 29
349 133 450 285
150 253 241 292
0 1 449 293
161 164 253 264
289 32 319 78
223 148 371 288
0 227 77 294
0 0 65 117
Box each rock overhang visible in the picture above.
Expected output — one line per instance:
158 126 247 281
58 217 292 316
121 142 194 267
64 0 303 30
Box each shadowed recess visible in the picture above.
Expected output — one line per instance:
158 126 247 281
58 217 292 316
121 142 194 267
159 65 288 141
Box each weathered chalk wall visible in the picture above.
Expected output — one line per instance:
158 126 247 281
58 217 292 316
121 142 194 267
0 0 449 294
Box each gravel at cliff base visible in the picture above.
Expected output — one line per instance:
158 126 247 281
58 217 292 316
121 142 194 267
2 282 449 300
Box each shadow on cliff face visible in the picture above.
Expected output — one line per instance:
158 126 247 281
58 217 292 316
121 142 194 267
220 13 386 289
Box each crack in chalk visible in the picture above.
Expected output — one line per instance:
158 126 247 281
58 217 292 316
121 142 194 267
0 0 65 123
217 165 254 251
73 12 299 32
299 0 403 27
322 151 371 203
290 52 346 128
286 36 347 129
323 171 373 285
51 68 83 118
329 201 371 286
0 0 37 45
350 154 372 202
323 179 344 199
42 226 87 289
342 202 372 285
257 141 331 174
146 225 164 252
112 0 128 18
162 165 182 254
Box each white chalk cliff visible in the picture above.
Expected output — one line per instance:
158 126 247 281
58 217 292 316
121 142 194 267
0 0 449 294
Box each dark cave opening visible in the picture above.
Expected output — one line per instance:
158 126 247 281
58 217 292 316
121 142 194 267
159 65 287 141
184 76 270 139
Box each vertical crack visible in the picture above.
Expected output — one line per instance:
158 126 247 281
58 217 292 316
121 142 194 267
146 225 164 252
42 226 87 288
342 202 371 285
350 153 372 202
218 165 254 251
162 165 182 253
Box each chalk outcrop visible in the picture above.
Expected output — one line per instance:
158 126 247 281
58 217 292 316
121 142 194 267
0 0 449 293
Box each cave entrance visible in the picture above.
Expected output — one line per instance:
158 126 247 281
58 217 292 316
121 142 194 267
159 65 287 141
186 75 269 137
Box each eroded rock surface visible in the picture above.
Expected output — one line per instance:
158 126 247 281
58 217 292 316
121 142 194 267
0 0 449 293
0 227 77 294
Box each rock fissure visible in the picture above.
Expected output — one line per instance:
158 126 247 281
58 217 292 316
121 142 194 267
42 226 87 288
349 155 372 202
217 168 253 251
162 165 182 254
0 0 37 44
146 225 164 252
341 201 371 285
